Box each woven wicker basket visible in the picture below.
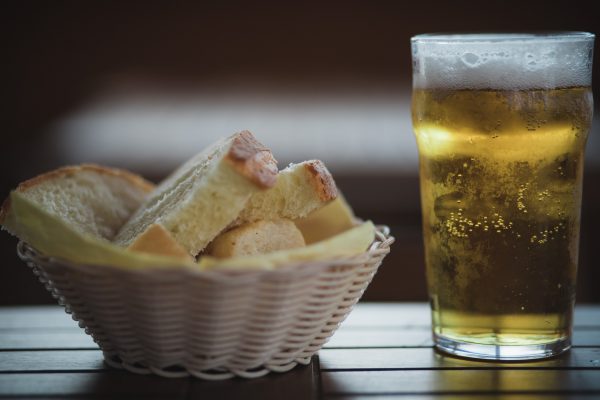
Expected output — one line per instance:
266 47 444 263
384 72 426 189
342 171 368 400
16 225 393 380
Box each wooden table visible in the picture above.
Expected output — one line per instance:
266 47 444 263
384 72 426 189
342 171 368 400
0 303 598 399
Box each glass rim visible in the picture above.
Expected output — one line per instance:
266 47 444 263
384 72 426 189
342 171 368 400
411 32 595 44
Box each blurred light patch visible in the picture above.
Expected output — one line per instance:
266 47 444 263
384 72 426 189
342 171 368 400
49 88 600 176
49 90 417 175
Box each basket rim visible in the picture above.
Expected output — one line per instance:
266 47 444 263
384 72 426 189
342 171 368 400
17 225 394 278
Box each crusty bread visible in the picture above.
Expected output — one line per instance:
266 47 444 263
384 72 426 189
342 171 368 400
113 131 278 256
3 191 195 269
125 159 335 260
127 224 193 262
199 221 375 270
207 219 305 258
235 160 337 225
0 164 154 241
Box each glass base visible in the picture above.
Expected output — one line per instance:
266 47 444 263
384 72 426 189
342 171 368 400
433 333 571 361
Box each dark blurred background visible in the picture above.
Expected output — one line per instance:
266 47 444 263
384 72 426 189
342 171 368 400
1 0 599 304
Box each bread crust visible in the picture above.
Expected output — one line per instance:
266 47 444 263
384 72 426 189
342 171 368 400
207 218 305 258
0 164 155 224
225 130 278 189
304 160 338 202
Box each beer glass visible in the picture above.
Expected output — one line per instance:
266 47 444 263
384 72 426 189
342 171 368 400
411 33 594 360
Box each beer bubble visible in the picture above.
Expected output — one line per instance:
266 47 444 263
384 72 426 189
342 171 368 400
462 52 480 66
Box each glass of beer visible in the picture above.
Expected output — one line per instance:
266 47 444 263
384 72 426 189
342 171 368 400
411 32 595 360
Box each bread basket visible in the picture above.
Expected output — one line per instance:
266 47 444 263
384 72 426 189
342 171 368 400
16 225 393 380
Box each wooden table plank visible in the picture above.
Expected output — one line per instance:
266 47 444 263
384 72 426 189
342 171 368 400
0 350 105 372
7 328 594 352
324 328 432 348
0 329 97 350
341 303 431 328
187 360 320 400
322 370 600 395
0 372 189 398
3 348 598 374
0 306 78 329
573 305 600 327
0 361 320 399
1 303 597 330
319 347 600 370
0 328 596 352
573 330 600 347
341 303 600 329
326 395 598 400
324 328 600 349
0 325 596 351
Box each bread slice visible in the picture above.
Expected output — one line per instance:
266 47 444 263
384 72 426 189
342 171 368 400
127 224 193 262
0 164 154 241
294 193 356 244
207 219 305 258
235 160 337 225
2 191 194 269
113 131 278 256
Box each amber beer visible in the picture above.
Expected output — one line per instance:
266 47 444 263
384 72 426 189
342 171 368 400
411 33 595 360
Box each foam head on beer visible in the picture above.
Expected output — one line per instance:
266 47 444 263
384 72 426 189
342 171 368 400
412 33 594 90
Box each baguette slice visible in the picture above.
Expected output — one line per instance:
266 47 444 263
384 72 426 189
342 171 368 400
0 164 154 241
114 131 278 256
207 219 305 258
235 160 337 225
199 220 375 270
